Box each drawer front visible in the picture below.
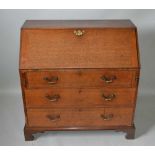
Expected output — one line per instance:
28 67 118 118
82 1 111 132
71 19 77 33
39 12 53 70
26 69 136 88
27 108 133 127
25 88 136 108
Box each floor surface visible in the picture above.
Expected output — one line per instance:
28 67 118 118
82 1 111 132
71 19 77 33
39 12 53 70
0 92 155 146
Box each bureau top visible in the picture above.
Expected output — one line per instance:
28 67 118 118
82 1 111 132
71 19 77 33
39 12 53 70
22 20 136 29
20 20 140 69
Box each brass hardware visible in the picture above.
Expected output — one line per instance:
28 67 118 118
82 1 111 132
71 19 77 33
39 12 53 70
46 114 60 121
101 114 113 121
102 93 115 101
46 94 60 102
101 75 116 83
74 29 85 36
43 76 58 84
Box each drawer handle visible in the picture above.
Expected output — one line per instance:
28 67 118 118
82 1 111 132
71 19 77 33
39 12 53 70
46 114 60 122
74 29 85 36
101 114 113 121
102 93 115 101
46 115 60 122
43 76 58 84
101 75 116 83
46 94 60 102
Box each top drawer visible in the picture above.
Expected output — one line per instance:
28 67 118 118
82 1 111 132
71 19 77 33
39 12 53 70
25 69 137 88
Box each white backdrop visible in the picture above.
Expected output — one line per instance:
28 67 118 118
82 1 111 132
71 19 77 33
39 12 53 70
0 9 155 95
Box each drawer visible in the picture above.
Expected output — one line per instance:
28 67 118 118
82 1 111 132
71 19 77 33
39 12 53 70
26 69 136 88
27 108 133 127
25 88 136 108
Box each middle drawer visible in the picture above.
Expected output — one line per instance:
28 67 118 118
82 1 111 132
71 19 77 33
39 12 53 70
25 88 136 108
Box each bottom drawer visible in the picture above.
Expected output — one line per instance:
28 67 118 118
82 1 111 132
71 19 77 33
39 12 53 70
27 108 133 127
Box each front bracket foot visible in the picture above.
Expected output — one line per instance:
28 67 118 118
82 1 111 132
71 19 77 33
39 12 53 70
24 126 35 141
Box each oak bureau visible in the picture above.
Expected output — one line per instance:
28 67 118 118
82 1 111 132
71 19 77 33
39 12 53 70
19 20 140 141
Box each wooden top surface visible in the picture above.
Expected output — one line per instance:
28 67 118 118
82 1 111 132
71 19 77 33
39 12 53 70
22 20 136 29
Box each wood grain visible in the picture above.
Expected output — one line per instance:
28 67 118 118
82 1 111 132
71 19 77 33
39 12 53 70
25 88 136 108
20 28 139 69
26 69 137 88
22 20 136 29
27 107 133 127
19 20 140 140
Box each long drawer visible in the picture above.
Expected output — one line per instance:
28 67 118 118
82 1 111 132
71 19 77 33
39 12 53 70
27 107 133 127
25 88 136 108
26 69 137 88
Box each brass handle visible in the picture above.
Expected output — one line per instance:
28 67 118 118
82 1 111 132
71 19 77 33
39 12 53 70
46 94 60 102
43 76 58 84
102 93 115 101
101 114 113 121
46 114 60 122
101 75 116 83
74 29 85 36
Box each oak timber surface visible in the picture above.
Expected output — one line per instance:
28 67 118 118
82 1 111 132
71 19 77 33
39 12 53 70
20 20 139 69
26 69 136 88
19 20 140 140
24 88 136 108
27 107 133 127
22 20 136 29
